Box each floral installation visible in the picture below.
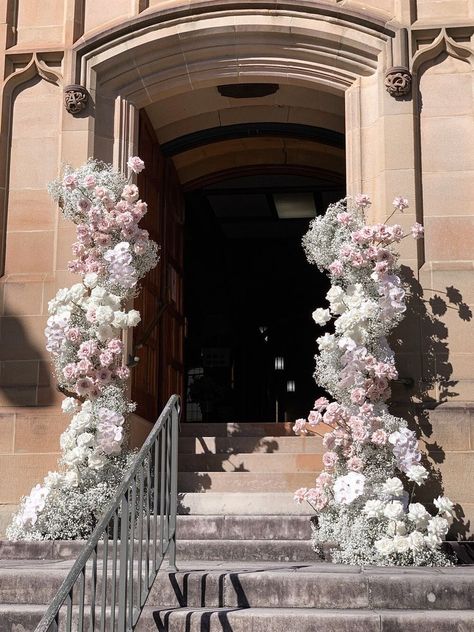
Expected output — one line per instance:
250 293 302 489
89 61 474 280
7 157 158 540
293 195 454 566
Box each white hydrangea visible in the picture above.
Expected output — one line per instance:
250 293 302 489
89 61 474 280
381 477 404 497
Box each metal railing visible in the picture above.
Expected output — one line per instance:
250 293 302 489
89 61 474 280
36 394 181 632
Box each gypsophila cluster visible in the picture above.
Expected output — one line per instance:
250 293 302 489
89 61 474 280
294 195 453 566
7 157 158 541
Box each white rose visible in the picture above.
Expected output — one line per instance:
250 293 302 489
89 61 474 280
326 286 346 314
383 500 405 521
406 465 428 485
312 308 332 326
91 287 107 302
424 533 442 550
63 446 88 467
375 537 395 556
395 520 407 535
113 311 129 329
81 400 93 413
69 283 87 302
381 477 404 497
96 324 114 342
427 516 449 538
88 449 107 470
393 535 410 554
127 310 141 327
407 503 430 529
84 273 98 289
60 430 75 451
61 397 78 414
434 496 455 517
76 432 95 448
71 412 92 434
362 499 385 518
95 305 114 325
408 530 425 552
64 470 80 487
317 333 336 351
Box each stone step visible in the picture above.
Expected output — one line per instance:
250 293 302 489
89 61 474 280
178 452 322 472
1 561 474 611
2 605 473 632
178 471 318 492
179 423 296 437
179 435 323 455
178 492 312 515
175 539 314 562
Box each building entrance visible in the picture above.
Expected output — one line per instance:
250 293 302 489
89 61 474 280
183 172 344 423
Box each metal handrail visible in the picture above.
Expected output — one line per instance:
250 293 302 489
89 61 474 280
35 394 181 632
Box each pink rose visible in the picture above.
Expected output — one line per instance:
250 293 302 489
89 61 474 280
411 222 424 240
313 397 329 410
293 487 308 504
99 350 114 367
116 365 130 380
63 174 78 190
108 339 123 355
66 327 81 344
76 358 93 375
76 377 94 395
308 411 322 426
84 174 96 189
371 429 388 446
328 260 343 276
122 184 139 202
322 451 338 469
62 363 77 380
322 432 336 450
97 368 112 384
78 340 98 359
350 388 366 405
292 418 307 436
127 156 145 174
347 456 364 472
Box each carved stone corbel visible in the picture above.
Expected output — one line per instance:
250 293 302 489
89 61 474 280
384 66 412 98
64 84 89 114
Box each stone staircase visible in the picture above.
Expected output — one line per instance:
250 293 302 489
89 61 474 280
0 422 473 630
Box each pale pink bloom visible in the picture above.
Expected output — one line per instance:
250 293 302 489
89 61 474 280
77 340 98 359
322 451 338 469
292 418 307 436
393 196 409 211
108 339 123 355
354 193 371 208
347 456 364 472
308 411 322 426
305 487 328 511
133 201 147 221
371 429 388 446
352 425 370 444
390 224 404 243
63 174 78 190
65 327 81 344
71 242 85 257
127 156 145 174
99 350 114 367
342 445 355 458
374 261 389 275
68 260 85 274
62 363 77 380
336 212 352 225
315 472 333 488
122 184 139 202
294 488 308 504
96 368 112 384
97 219 112 232
76 377 94 395
359 402 374 416
328 260 344 276
83 174 96 189
350 387 366 405
116 365 130 380
314 397 329 410
94 232 112 247
411 222 424 239
77 198 91 213
333 428 350 447
116 212 135 227
322 432 335 450
86 306 97 323
121 225 139 240
76 358 93 375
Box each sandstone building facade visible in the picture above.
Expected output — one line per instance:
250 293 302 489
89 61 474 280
0 0 473 534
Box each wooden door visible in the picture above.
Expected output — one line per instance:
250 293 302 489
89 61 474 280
131 111 184 421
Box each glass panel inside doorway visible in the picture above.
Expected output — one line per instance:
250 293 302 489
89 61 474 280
184 173 345 423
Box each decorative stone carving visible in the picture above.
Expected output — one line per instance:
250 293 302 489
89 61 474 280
384 66 412 98
64 84 89 114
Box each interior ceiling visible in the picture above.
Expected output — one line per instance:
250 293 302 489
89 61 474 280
145 82 346 185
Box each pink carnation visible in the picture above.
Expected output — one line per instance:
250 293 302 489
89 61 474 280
116 365 130 380
371 429 388 446
322 451 338 469
127 156 145 174
83 174 96 189
328 260 343 276
347 456 364 472
63 174 78 190
411 222 424 239
350 387 366 405
293 418 307 436
393 196 409 211
313 397 329 410
308 411 322 426
108 339 123 355
354 193 371 208
293 487 308 504
99 350 114 367
65 327 81 343
336 212 352 225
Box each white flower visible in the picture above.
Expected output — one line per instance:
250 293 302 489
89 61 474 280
64 470 80 487
381 477 404 497
424 533 442 550
408 530 425 552
317 333 336 351
84 273 98 289
88 449 107 470
393 535 410 554
427 516 449 538
61 397 78 414
127 309 141 327
383 501 405 521
326 286 346 314
96 324 115 342
113 311 129 329
333 472 365 505
312 308 332 326
70 412 92 434
362 499 385 518
76 432 95 448
63 446 88 467
95 305 114 325
434 496 455 517
375 537 395 556
69 283 87 302
406 465 429 485
407 503 430 529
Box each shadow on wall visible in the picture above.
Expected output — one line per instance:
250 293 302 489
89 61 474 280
391 266 472 539
0 306 54 407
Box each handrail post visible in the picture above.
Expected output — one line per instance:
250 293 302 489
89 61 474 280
167 401 179 572
117 492 129 632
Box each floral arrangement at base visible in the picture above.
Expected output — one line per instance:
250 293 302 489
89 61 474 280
7 157 158 541
293 195 454 566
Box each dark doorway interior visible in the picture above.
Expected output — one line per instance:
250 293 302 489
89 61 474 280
183 172 345 423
